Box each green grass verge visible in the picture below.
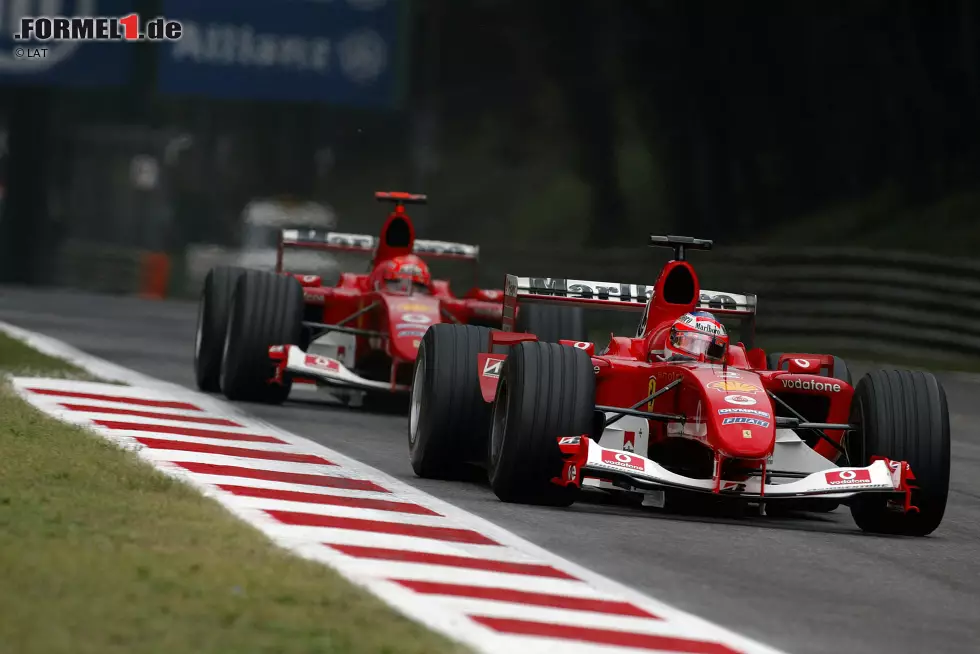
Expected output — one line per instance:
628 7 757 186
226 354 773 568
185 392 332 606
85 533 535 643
0 331 101 381
0 332 467 654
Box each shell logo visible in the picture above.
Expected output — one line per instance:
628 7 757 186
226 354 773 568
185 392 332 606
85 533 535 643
707 380 763 394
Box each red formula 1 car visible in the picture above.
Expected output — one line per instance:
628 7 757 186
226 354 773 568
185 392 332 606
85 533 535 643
409 235 951 535
193 191 585 406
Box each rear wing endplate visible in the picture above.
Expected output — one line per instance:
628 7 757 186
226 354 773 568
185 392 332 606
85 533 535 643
278 229 480 261
501 274 756 331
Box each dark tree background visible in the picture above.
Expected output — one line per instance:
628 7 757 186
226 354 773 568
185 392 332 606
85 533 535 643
3 0 979 286
418 0 980 245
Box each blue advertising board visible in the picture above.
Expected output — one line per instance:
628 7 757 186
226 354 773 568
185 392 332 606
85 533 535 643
158 0 405 108
0 0 133 87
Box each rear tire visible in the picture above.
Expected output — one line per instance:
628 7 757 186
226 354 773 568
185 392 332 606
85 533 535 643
488 341 595 506
408 324 493 479
848 370 950 536
516 303 587 344
194 266 245 392
220 271 303 404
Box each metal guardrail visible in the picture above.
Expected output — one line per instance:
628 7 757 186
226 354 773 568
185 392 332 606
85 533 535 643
43 240 980 364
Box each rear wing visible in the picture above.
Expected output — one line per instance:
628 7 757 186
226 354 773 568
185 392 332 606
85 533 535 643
501 274 757 330
276 229 480 271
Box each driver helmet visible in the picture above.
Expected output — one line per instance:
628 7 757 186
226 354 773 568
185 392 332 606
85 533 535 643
664 311 729 363
373 254 431 295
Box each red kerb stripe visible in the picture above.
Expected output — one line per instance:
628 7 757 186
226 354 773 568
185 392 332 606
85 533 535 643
175 462 384 492
396 580 658 619
26 387 201 411
96 420 283 444
470 617 742 654
218 485 437 516
267 510 498 545
134 437 333 465
60 403 241 426
326 544 575 580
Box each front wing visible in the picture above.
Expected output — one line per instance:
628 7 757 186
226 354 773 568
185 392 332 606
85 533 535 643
268 345 409 393
554 436 917 508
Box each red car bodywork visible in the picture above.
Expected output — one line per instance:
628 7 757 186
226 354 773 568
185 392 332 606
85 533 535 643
269 192 505 393
474 239 916 508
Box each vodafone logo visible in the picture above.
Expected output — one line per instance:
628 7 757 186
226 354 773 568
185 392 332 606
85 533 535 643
781 378 841 393
825 469 872 485
304 354 340 373
601 449 644 471
724 394 757 406
793 358 811 368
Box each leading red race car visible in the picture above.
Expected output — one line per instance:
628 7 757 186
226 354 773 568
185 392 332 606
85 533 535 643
408 235 950 535
193 191 585 406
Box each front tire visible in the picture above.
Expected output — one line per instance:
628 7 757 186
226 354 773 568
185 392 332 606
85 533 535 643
408 324 493 479
488 341 595 506
220 271 303 404
194 266 245 392
848 370 950 536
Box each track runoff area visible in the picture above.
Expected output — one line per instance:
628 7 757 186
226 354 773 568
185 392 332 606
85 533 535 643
0 320 785 654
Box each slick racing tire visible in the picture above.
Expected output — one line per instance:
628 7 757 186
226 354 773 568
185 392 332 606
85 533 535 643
516 303 587 344
194 266 245 392
767 351 852 386
409 324 493 479
220 271 303 404
488 341 595 506
848 370 950 536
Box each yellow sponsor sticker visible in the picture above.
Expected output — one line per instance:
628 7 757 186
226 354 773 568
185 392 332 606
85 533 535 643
743 429 753 439
398 303 431 313
707 380 762 394
646 377 656 411
412 339 420 349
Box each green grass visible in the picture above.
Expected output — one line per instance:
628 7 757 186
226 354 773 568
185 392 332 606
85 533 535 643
0 333 468 654
0 332 100 381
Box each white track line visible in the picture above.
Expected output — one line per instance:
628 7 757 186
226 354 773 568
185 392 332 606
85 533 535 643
1 320 789 654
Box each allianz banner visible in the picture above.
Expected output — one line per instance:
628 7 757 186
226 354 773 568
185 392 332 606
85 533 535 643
158 0 404 107
0 0 133 87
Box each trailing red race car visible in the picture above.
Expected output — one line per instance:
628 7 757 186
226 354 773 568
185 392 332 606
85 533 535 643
409 235 951 535
193 191 585 406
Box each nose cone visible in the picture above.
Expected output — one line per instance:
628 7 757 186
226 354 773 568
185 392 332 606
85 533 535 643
697 371 776 459
385 296 441 361
714 412 776 459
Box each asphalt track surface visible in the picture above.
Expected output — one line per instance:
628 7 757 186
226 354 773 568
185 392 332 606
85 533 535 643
2 285 979 654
